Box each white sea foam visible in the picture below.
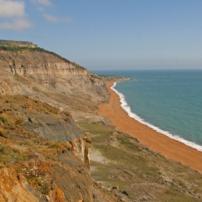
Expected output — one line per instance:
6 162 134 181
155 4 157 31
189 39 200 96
111 81 202 152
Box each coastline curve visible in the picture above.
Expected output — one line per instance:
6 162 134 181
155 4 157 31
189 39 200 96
111 81 202 152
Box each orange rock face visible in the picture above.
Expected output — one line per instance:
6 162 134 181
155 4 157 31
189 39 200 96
0 168 38 202
49 186 66 202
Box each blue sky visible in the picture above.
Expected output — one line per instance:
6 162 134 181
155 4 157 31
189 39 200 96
0 0 202 70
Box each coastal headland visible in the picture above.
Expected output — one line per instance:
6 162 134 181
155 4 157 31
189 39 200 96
1 40 202 201
99 80 202 173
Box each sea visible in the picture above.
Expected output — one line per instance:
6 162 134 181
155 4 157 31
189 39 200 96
97 70 202 151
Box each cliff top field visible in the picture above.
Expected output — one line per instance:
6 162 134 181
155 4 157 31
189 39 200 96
0 40 38 48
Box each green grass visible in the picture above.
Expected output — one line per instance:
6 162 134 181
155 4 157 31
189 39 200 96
0 46 39 52
0 116 8 124
0 144 28 166
158 189 201 202
79 121 113 135
79 120 202 201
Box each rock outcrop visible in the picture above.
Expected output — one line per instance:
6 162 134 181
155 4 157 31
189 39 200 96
0 167 39 202
0 95 94 202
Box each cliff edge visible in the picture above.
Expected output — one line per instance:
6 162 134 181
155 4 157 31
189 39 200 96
0 41 116 202
0 41 107 119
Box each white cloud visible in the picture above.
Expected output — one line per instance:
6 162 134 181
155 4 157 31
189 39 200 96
0 18 32 31
43 14 71 23
0 0 32 31
0 0 25 18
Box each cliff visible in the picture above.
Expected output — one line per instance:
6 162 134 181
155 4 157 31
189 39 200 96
1 40 202 202
0 95 93 201
0 43 107 119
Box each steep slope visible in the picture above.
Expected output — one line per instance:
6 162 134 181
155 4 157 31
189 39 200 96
0 41 115 202
0 95 92 202
0 95 121 202
0 42 107 119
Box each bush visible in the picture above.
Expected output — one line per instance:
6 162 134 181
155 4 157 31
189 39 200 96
0 116 8 124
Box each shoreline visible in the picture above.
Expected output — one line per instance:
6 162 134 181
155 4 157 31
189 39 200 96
99 80 202 173
112 81 202 152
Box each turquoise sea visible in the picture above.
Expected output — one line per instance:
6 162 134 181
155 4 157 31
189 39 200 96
98 70 202 150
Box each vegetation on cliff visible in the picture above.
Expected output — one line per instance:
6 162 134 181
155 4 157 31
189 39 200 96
0 40 202 201
80 121 202 202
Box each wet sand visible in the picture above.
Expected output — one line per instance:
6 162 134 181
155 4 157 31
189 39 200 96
98 80 202 173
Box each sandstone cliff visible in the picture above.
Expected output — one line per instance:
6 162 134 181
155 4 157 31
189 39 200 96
0 41 116 202
0 43 107 119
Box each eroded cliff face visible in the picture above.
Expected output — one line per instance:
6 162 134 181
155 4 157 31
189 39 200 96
0 42 113 202
0 49 88 77
0 95 94 202
0 48 108 118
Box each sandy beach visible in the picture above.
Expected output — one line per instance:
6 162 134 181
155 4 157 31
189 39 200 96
99 80 202 173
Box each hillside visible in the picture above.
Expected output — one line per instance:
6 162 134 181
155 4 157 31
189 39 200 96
0 40 202 202
0 41 107 119
0 41 114 202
